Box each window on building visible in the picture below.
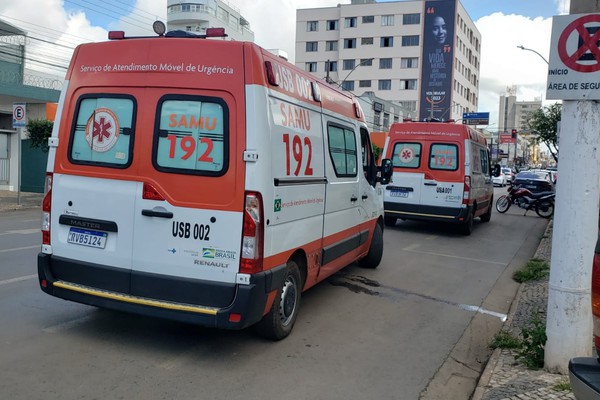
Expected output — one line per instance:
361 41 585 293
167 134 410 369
381 15 394 26
359 80 371 88
378 80 392 90
400 57 418 68
401 35 420 46
360 58 373 67
306 42 318 52
362 15 374 23
403 13 420 25
341 81 355 91
327 20 339 30
380 36 393 47
307 21 318 32
306 62 317 72
399 79 417 90
379 58 392 69
361 37 373 45
326 41 338 51
326 61 338 72
344 38 357 49
343 59 356 70
399 101 417 111
344 17 357 28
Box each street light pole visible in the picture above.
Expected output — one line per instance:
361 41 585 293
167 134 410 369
516 45 549 65
338 57 374 89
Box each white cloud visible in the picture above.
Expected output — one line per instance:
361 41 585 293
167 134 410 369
475 13 552 127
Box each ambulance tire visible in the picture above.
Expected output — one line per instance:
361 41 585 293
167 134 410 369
480 199 493 223
460 211 474 236
255 260 302 340
359 223 383 269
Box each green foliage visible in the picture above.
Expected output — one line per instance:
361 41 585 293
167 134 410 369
515 313 547 370
489 330 521 350
552 379 571 392
527 103 561 162
513 259 550 283
372 144 383 161
26 119 54 152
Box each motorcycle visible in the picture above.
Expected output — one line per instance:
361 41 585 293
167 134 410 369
495 183 555 218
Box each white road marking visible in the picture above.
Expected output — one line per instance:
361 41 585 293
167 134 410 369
0 229 40 235
403 248 506 266
0 245 39 254
458 304 508 322
43 315 94 333
0 274 37 286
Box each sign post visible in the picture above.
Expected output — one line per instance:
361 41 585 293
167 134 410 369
12 103 26 205
545 11 600 373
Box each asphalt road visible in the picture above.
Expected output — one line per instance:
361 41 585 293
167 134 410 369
0 191 547 400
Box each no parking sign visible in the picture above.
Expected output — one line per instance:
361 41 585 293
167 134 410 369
547 13 600 100
12 103 26 128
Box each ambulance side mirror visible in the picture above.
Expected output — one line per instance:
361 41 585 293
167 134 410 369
493 164 501 177
378 159 393 185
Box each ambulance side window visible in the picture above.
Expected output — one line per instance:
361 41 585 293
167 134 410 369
391 142 421 168
153 95 228 176
327 124 357 177
69 95 135 167
480 147 490 175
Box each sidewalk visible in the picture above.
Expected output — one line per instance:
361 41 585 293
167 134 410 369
472 220 575 400
0 190 44 212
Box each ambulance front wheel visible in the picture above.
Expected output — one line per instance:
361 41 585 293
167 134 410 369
359 223 383 269
255 260 302 340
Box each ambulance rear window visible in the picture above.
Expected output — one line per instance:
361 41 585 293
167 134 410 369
429 143 458 171
153 95 228 176
391 142 421 168
69 95 135 167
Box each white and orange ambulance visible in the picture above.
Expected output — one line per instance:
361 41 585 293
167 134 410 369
37 26 392 340
382 121 493 235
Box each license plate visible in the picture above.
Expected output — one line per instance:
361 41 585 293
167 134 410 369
67 227 107 249
390 190 409 198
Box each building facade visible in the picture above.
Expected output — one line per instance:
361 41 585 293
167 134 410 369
0 19 61 191
166 0 254 41
295 0 480 121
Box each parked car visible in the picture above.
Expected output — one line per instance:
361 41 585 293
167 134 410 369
513 171 554 193
493 170 507 187
502 167 515 183
569 228 600 399
530 168 558 185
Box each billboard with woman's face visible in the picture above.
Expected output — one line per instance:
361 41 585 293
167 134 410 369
419 0 456 121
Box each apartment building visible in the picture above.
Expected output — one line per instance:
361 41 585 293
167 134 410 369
295 0 480 122
167 0 254 41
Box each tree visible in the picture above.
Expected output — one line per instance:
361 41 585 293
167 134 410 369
26 119 54 152
527 103 561 162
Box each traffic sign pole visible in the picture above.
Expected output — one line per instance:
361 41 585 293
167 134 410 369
545 1 600 374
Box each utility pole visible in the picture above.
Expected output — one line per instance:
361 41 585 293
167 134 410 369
544 0 600 373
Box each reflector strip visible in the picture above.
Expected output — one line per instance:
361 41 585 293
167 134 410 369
53 281 218 315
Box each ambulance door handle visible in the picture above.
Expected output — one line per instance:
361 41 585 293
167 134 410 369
142 209 174 219
424 182 437 186
350 196 358 202
362 194 368 200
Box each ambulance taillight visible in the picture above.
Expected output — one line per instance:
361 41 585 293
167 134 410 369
462 176 471 206
240 192 264 274
42 173 53 245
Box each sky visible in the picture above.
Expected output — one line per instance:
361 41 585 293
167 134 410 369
0 0 573 127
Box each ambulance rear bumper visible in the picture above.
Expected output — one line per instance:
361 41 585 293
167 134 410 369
38 253 286 330
384 202 472 223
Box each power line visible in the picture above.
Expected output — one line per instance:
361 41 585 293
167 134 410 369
63 0 153 32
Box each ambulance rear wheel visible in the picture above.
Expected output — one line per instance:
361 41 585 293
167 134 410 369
359 223 383 269
460 211 474 236
255 260 301 340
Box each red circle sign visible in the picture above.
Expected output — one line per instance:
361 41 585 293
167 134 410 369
14 105 25 121
558 14 600 73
